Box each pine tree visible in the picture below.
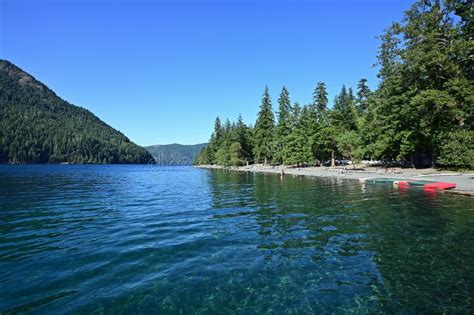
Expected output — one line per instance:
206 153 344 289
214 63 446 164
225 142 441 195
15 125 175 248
194 0 473 170
373 0 473 167
356 78 371 114
206 116 224 164
234 114 253 164
332 85 358 132
215 147 230 166
313 81 328 118
229 142 245 166
282 104 313 166
253 86 275 165
213 119 233 166
274 86 292 164
300 105 318 164
313 117 337 166
336 130 361 166
357 95 380 160
214 117 223 144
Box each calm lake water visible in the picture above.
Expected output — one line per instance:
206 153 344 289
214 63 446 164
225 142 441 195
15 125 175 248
1 165 473 314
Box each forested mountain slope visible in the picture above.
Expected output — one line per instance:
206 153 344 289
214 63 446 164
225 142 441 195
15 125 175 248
0 60 154 164
146 143 207 165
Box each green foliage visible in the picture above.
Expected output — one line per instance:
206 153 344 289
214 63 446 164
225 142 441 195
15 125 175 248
0 60 154 164
229 142 245 166
282 104 314 166
312 118 336 164
313 81 328 116
194 114 253 167
215 146 231 166
331 85 358 132
336 130 362 163
235 114 253 161
372 0 473 166
194 0 473 170
356 78 371 114
253 87 275 165
357 96 383 159
437 129 474 169
274 86 292 164
193 146 214 165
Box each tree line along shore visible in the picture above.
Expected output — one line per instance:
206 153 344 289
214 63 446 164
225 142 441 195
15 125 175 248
193 0 473 170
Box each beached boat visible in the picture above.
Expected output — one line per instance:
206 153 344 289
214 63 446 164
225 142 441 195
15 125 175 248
364 178 456 191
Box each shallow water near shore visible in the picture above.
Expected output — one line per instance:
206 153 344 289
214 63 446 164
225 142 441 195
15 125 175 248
1 165 473 313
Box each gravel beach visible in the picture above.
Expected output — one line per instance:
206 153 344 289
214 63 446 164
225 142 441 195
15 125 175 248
196 164 474 195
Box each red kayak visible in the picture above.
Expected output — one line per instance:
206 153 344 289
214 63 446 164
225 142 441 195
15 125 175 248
392 180 456 190
423 182 457 190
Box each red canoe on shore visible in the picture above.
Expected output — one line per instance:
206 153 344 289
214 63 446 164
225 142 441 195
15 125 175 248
366 178 457 191
395 180 456 190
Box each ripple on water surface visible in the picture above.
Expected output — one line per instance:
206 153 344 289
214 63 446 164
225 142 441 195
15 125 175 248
0 165 473 314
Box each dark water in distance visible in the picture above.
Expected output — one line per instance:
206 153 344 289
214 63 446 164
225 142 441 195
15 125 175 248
1 165 473 314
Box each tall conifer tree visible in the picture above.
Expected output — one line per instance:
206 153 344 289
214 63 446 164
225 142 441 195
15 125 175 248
283 104 313 166
253 86 275 165
313 82 328 118
274 86 292 164
332 85 358 131
235 114 253 163
356 78 371 114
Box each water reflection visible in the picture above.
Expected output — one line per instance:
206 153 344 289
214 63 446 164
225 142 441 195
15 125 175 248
0 166 473 314
206 169 474 313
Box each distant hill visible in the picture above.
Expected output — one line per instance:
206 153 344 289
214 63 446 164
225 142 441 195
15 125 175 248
0 60 154 164
146 143 207 165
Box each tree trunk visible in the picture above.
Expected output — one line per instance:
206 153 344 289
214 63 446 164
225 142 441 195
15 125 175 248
409 152 415 169
331 150 335 167
264 157 267 166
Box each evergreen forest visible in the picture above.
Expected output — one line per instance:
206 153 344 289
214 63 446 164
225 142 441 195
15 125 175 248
0 60 154 164
194 0 473 169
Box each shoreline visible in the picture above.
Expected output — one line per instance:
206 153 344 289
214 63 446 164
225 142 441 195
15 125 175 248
195 164 474 196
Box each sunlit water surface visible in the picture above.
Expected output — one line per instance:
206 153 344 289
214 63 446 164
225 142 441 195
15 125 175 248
1 165 473 314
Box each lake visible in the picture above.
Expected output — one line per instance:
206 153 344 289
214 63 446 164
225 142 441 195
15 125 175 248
1 165 473 314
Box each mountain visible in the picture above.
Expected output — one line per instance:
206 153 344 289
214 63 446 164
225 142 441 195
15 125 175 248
146 143 207 165
0 60 154 164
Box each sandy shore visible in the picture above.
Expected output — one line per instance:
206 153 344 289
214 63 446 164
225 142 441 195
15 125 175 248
196 164 474 195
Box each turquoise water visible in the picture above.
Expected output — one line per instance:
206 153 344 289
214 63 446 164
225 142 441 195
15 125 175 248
1 165 473 314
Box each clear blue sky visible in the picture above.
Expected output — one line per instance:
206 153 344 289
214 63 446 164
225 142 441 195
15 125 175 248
1 0 413 146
